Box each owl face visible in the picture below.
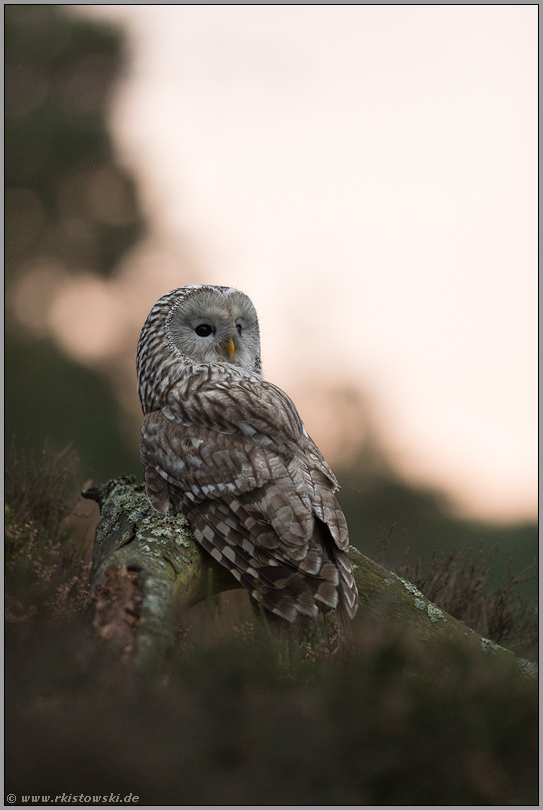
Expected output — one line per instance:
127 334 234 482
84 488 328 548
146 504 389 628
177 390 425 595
166 286 261 372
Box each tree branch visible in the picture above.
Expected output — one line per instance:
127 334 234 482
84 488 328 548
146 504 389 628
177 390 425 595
83 477 537 680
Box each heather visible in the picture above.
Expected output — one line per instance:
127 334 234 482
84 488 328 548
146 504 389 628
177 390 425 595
5 444 538 805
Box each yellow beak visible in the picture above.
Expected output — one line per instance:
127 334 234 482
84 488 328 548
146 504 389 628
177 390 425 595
226 338 235 358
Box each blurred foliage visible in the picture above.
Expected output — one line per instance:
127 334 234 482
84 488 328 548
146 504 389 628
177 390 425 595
395 545 538 660
5 440 81 534
336 451 538 600
5 442 92 624
5 611 538 804
5 331 141 484
5 4 143 282
5 4 144 483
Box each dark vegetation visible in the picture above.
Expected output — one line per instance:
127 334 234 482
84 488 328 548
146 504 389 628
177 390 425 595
392 544 537 660
336 444 538 601
5 444 538 805
5 5 142 279
5 4 143 483
4 442 92 625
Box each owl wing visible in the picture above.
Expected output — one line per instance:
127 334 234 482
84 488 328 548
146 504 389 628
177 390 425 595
140 370 358 620
162 367 333 470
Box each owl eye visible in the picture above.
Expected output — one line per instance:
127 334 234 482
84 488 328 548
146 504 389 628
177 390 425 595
236 323 242 336
195 324 213 337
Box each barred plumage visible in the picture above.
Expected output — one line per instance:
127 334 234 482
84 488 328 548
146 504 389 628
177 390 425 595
136 285 358 636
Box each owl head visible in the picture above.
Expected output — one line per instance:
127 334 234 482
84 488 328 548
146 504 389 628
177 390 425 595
166 285 261 372
137 285 263 413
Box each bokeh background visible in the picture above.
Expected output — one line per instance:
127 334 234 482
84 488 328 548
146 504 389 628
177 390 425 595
5 5 537 580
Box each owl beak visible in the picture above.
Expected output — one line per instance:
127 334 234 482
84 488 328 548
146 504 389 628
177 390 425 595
226 338 235 358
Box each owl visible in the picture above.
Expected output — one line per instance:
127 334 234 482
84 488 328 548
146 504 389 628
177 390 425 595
136 285 358 637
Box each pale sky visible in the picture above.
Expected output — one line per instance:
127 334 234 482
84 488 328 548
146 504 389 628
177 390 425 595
58 5 536 523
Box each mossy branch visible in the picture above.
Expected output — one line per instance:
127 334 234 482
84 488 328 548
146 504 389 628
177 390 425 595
82 477 238 674
83 477 537 680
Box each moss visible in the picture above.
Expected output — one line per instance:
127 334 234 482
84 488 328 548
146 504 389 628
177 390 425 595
85 477 240 674
427 604 447 623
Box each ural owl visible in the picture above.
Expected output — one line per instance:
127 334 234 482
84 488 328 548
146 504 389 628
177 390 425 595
136 285 358 636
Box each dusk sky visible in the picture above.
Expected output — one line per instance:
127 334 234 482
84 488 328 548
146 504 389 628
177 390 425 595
45 5 537 523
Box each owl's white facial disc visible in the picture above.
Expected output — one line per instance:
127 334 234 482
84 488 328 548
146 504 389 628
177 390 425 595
167 287 261 373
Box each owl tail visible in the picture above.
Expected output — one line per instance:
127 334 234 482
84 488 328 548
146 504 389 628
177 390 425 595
250 598 352 653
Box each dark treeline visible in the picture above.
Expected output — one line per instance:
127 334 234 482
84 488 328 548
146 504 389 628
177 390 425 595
5 4 143 482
